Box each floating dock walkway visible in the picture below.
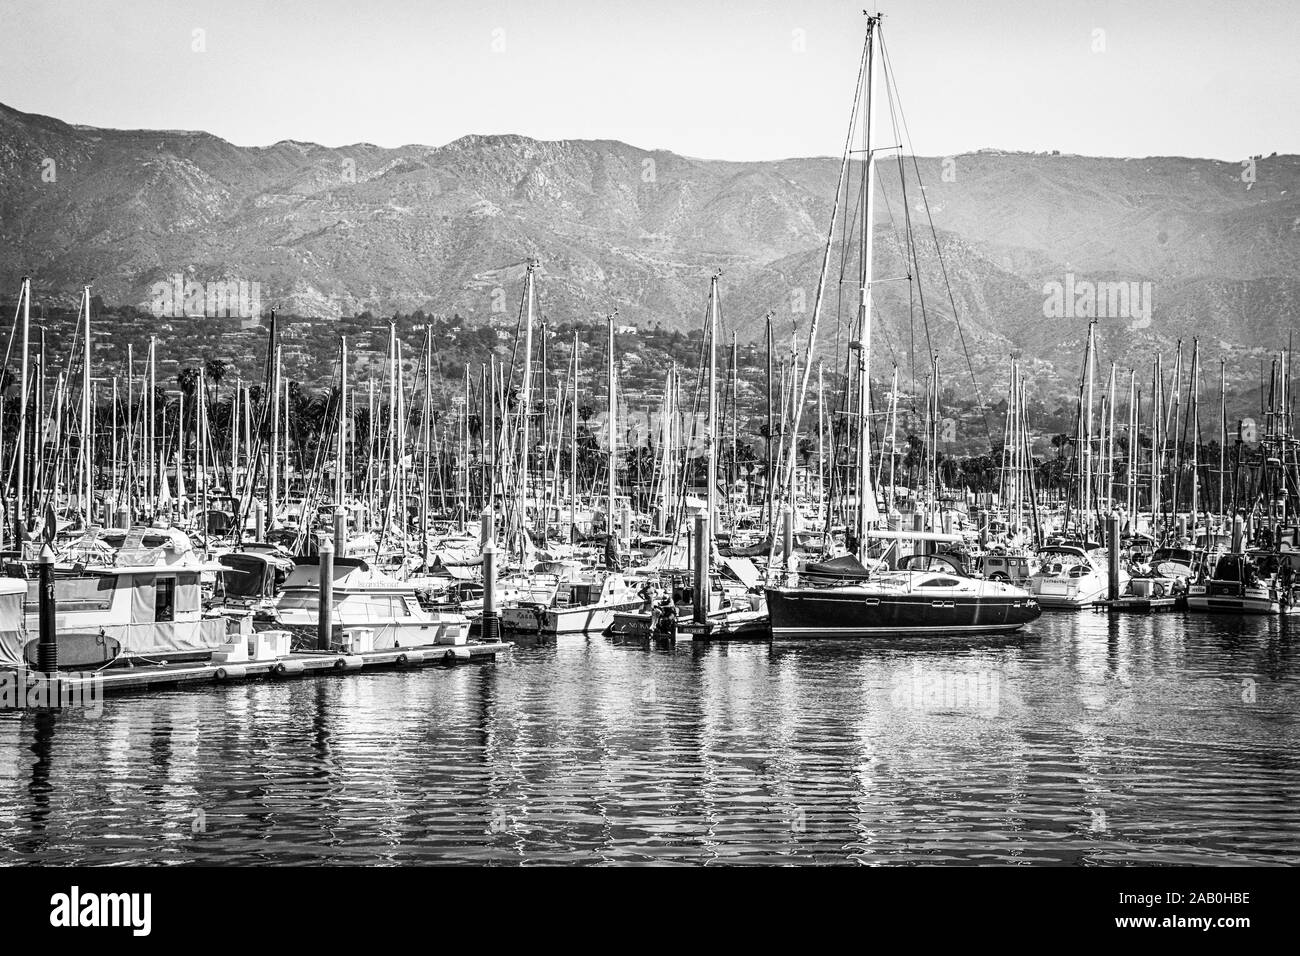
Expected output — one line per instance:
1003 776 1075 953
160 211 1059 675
2 641 511 698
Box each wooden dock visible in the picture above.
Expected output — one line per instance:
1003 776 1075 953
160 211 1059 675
1 642 511 697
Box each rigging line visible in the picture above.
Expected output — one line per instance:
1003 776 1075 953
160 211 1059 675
880 53 933 372
881 30 994 452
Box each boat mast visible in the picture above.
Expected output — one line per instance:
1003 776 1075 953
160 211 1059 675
1082 319 1096 534
12 277 30 542
1219 357 1226 522
79 286 92 523
765 312 774 535
422 326 432 568
519 265 535 558
1190 338 1200 540
707 273 720 539
338 337 348 506
570 331 579 543
853 13 881 562
607 310 617 553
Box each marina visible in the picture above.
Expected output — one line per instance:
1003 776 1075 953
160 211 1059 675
0 0 1296 898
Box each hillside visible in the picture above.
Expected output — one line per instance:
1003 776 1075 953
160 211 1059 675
2 100 1298 412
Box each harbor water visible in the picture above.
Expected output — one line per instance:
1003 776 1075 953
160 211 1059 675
1 613 1297 865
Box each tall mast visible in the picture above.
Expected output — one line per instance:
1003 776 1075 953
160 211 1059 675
570 331 579 543
706 274 720 536
387 320 397 528
1104 360 1116 514
1127 369 1137 521
337 336 348 505
1190 338 1201 538
1083 319 1096 529
463 363 471 530
519 265 536 556
1219 357 1226 520
421 327 432 567
148 335 157 512
230 379 240 498
854 14 880 560
81 286 92 522
270 342 281 525
817 362 826 538
607 310 617 549
16 277 30 539
1151 356 1162 538
765 312 774 533
730 330 738 529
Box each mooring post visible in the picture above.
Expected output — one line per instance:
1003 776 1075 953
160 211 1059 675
115 501 131 529
318 536 334 651
1107 513 1122 602
481 534 499 644
333 507 347 556
1232 514 1244 553
693 513 708 625
37 543 57 673
480 507 495 550
252 498 265 541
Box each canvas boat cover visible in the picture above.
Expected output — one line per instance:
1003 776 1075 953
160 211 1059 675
801 554 872 582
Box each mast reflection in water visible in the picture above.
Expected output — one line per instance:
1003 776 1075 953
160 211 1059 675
0 614 1296 865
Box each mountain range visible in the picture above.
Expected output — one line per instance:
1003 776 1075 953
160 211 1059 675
1 99 1298 403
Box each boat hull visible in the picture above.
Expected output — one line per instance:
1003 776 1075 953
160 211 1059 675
501 600 643 636
765 587 1040 638
1185 584 1294 615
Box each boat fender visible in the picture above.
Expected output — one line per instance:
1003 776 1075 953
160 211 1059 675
215 664 248 681
397 650 426 667
333 655 365 671
273 660 306 677
442 648 457 665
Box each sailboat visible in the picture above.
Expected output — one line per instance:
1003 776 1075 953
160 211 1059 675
763 14 1041 638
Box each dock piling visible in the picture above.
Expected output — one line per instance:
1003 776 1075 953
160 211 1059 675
333 507 346 556
36 543 57 673
481 517 500 643
318 537 334 651
1107 513 1122 601
693 513 708 624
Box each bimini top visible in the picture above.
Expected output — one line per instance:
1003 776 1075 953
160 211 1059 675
1037 545 1089 558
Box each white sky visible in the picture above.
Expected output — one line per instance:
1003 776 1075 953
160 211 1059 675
0 0 1296 160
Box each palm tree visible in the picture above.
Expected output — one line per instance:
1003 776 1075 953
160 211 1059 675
204 357 228 409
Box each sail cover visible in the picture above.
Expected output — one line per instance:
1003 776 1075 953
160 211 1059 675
801 554 872 582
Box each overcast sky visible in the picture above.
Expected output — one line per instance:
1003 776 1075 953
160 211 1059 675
1 0 1295 161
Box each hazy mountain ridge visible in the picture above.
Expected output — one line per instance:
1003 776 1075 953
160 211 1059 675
1 100 1298 396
